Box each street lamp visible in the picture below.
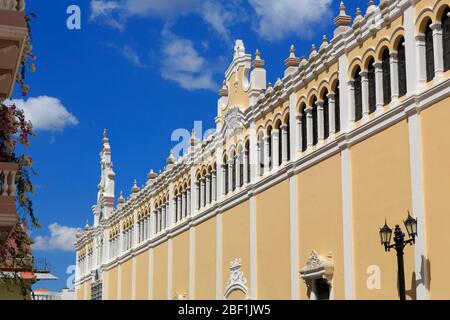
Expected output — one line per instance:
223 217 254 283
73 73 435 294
379 211 417 300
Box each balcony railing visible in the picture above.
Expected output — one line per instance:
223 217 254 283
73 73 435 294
0 0 25 11
0 162 19 244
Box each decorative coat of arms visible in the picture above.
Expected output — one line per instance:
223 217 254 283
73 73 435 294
223 107 245 139
224 258 249 299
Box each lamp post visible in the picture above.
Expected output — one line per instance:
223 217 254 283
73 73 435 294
379 211 418 300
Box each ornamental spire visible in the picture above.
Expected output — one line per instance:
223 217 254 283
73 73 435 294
333 1 352 36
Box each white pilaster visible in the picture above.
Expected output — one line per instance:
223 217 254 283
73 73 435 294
415 34 427 88
340 146 354 299
215 212 222 299
281 124 288 162
373 61 384 110
148 248 153 299
328 92 336 134
167 238 173 300
264 136 270 172
431 23 444 81
407 109 429 299
206 174 211 204
289 92 298 161
272 129 279 168
360 71 369 118
316 100 324 142
390 51 400 102
306 107 313 148
404 5 419 93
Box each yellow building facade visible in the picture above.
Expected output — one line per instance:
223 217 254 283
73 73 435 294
75 0 450 300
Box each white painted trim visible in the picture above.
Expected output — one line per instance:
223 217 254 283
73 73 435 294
250 196 257 300
189 226 195 299
407 110 429 300
289 175 299 300
340 146 354 299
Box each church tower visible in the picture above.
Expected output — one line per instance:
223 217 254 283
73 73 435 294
93 129 115 226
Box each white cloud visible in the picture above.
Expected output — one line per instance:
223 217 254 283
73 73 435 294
90 0 236 40
9 96 78 131
161 30 217 91
33 223 78 252
249 0 333 41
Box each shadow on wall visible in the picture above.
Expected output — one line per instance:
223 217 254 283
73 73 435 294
404 255 431 300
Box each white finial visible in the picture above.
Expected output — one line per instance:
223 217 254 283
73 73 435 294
233 39 245 59
252 49 265 68
284 45 300 69
131 179 139 193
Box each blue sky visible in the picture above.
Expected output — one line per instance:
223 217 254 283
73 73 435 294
8 0 366 291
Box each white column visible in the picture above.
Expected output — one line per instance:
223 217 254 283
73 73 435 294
289 176 299 299
178 195 183 221
281 124 288 162
360 71 369 118
263 136 270 172
195 181 200 210
168 183 175 226
415 34 427 88
163 205 167 229
347 80 355 123
306 107 313 148
228 160 234 191
205 174 211 204
221 165 227 195
199 180 204 208
328 92 336 134
374 61 384 111
165 203 169 227
431 23 444 80
211 172 217 201
249 124 258 182
215 144 223 201
242 152 248 185
296 116 302 152
389 51 399 102
341 146 354 299
316 100 324 142
404 5 419 94
186 188 191 215
271 129 279 168
235 155 241 188
288 92 298 161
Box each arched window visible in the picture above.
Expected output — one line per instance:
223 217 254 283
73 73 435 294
334 83 340 132
354 67 362 121
267 127 272 169
311 97 318 146
443 8 450 71
245 140 250 183
381 49 391 105
397 38 407 97
286 116 290 161
239 151 243 187
301 104 307 152
425 20 435 82
323 90 329 140
368 58 376 113
232 151 237 191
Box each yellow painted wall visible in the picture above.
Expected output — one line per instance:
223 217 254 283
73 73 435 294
351 120 415 299
76 282 84 300
120 259 132 299
172 231 190 299
297 154 344 300
153 241 168 300
85 279 92 300
226 66 249 111
421 96 450 299
106 266 118 300
195 217 216 299
222 201 250 299
256 179 291 299
135 251 149 300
